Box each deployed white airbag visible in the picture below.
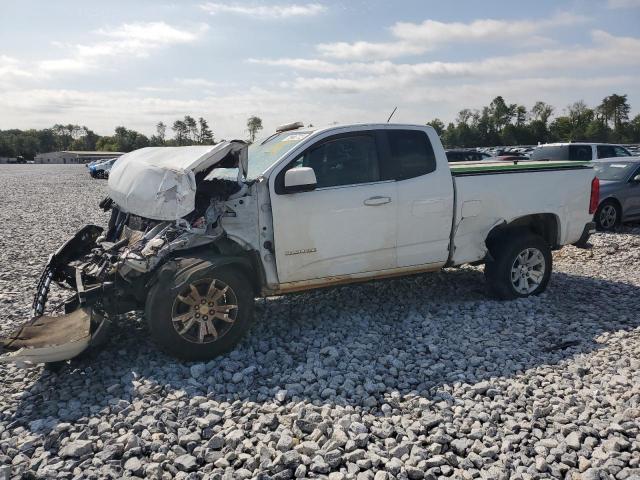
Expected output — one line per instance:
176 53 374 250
107 142 247 220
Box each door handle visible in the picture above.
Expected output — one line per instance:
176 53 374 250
364 196 391 206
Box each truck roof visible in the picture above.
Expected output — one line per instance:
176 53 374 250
270 123 434 137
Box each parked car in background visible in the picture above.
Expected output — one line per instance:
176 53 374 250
86 159 104 169
591 157 640 230
446 150 492 162
494 154 530 162
530 143 631 161
89 158 118 178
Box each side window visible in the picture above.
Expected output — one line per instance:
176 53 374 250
597 145 615 159
614 146 631 157
289 135 380 189
569 145 593 161
387 130 436 180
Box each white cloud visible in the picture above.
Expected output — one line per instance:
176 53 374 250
289 74 637 97
318 12 587 59
174 77 219 88
200 2 325 19
247 57 344 73
38 22 208 74
253 30 640 93
0 55 35 86
316 41 425 61
607 0 640 8
0 86 369 138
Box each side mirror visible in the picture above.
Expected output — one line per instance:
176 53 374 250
284 167 317 193
632 174 640 183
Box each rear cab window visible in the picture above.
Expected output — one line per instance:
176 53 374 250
386 129 436 180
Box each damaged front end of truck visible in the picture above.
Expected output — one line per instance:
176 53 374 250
0 141 255 366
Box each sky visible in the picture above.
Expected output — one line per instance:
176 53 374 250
1 0 640 140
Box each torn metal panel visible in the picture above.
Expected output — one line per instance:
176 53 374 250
220 193 261 251
108 142 248 221
118 219 222 275
0 308 92 365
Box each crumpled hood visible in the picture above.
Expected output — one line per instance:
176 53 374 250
107 142 248 221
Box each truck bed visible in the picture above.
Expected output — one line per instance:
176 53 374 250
450 160 591 176
448 160 595 266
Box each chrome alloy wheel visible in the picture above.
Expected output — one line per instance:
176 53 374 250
510 247 546 295
599 204 618 229
171 278 238 344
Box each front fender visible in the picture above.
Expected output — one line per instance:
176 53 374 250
146 250 256 294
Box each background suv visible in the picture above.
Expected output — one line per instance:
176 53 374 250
530 142 631 161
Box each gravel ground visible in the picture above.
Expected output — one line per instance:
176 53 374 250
0 164 639 480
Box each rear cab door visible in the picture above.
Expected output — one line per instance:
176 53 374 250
381 126 454 267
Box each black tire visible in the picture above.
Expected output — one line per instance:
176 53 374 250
595 200 620 231
145 262 254 361
484 231 552 300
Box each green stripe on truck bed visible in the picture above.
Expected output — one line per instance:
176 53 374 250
450 160 592 176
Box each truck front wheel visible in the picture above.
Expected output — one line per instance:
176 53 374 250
484 232 552 300
145 263 254 361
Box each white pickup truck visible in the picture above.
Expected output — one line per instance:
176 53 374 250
0 123 598 364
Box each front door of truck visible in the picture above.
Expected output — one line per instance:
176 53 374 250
270 131 397 283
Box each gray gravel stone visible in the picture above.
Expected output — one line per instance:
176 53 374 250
174 454 198 472
58 440 92 458
566 431 583 450
124 456 144 475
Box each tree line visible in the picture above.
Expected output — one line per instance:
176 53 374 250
2 94 638 158
428 93 640 148
0 115 265 160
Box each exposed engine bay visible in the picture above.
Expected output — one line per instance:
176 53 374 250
0 141 262 365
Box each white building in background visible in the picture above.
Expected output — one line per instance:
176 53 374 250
35 151 124 164
0 157 18 164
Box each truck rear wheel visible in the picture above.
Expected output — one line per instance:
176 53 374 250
484 232 552 300
145 263 254 361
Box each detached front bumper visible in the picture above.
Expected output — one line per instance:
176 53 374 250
0 308 92 365
0 225 112 365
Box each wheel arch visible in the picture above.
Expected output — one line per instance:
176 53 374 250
486 213 561 253
146 249 261 297
599 196 623 217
